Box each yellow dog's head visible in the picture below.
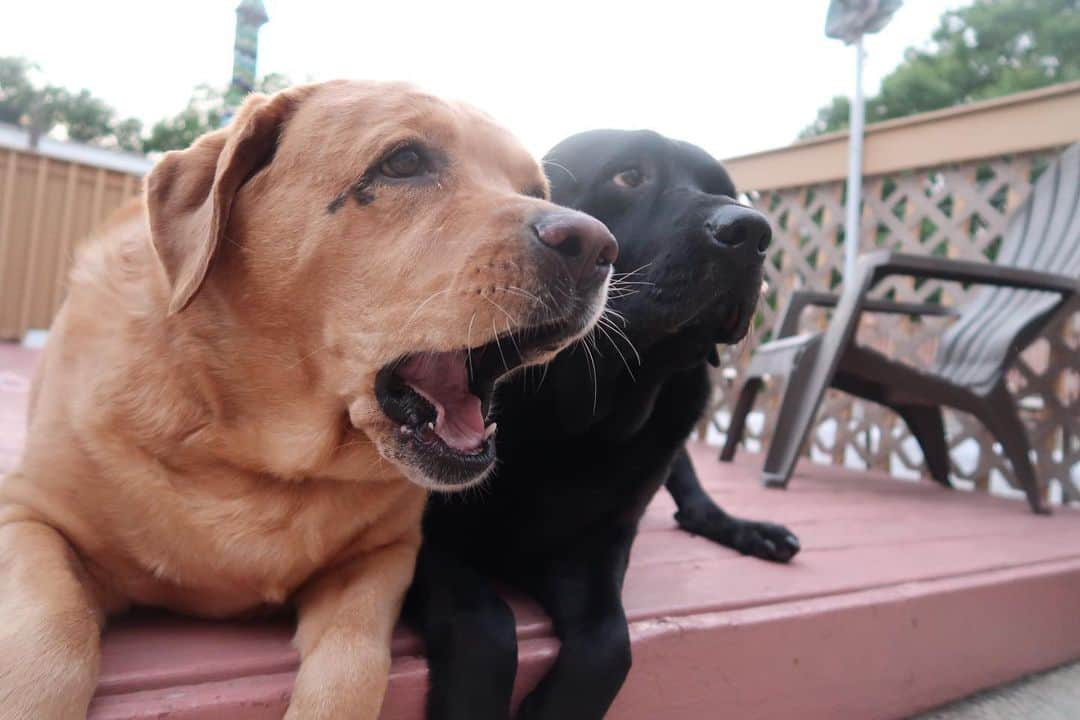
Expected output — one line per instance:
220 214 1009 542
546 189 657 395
145 81 616 489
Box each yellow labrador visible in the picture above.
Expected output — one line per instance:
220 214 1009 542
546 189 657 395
0 80 615 719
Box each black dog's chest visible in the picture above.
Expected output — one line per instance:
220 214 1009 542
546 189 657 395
456 370 706 550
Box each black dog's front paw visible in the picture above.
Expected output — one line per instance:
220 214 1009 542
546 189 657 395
675 505 800 563
728 519 800 563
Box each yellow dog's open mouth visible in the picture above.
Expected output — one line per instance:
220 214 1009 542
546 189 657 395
395 350 495 454
374 318 581 487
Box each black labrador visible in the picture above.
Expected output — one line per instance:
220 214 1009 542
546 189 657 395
405 130 801 720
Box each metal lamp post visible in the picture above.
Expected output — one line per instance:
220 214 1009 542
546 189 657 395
223 0 269 124
825 0 902 282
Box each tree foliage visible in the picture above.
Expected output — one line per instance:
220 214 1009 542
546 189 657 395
0 57 39 126
142 73 291 153
0 56 290 154
801 0 1080 137
0 57 144 150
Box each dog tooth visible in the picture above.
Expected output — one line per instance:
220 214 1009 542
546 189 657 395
484 422 497 439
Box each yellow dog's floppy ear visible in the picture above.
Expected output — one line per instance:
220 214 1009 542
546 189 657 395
145 86 314 315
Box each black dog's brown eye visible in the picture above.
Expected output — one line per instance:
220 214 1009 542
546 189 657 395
613 168 644 188
381 147 425 178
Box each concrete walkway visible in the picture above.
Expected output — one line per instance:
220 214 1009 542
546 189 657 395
919 661 1080 719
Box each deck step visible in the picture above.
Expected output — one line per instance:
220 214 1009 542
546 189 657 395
3 345 1080 719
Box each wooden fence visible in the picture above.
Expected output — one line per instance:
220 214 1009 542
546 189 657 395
0 134 147 340
707 81 1080 503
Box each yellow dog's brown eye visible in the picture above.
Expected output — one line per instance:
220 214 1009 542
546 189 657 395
613 168 644 188
381 147 425 178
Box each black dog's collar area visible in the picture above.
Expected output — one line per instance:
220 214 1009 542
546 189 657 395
644 295 757 370
710 298 754 347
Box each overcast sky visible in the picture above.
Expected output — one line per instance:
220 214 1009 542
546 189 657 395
3 0 967 159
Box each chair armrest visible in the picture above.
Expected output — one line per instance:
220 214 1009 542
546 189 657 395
749 249 1078 496
789 249 1080 383
861 251 1080 296
776 289 957 339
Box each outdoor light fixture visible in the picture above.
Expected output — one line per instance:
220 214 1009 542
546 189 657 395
825 0 902 283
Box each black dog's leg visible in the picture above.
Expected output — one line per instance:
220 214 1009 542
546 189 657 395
405 542 518 720
514 534 633 720
667 446 801 563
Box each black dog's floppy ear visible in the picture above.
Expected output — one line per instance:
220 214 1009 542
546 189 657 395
145 86 314 315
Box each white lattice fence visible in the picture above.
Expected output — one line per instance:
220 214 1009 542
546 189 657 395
706 149 1079 502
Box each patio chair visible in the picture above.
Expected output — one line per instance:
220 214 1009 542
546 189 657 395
720 143 1080 514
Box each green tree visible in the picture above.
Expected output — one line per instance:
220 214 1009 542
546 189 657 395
2 56 291 154
0 56 144 149
111 117 145 153
143 73 294 153
142 83 227 153
801 0 1080 137
61 89 116 143
0 57 70 142
0 57 38 125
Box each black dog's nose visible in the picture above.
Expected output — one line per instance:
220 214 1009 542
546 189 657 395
533 211 619 284
704 205 771 254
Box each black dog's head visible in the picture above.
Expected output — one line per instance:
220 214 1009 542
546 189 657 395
544 130 769 366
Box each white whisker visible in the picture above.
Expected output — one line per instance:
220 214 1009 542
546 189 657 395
612 261 653 279
599 312 641 366
541 159 577 183
466 312 477 382
597 320 635 381
504 316 522 359
402 287 453 330
483 296 519 329
492 317 509 372
537 361 550 390
581 338 598 415
604 307 630 327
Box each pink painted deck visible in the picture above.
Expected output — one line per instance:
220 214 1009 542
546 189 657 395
3 343 1080 719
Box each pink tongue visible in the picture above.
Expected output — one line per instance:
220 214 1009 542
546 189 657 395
397 351 486 452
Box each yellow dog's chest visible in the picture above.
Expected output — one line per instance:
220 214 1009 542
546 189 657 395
100 470 423 616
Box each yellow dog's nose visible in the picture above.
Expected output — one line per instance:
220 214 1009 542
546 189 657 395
532 210 618 286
